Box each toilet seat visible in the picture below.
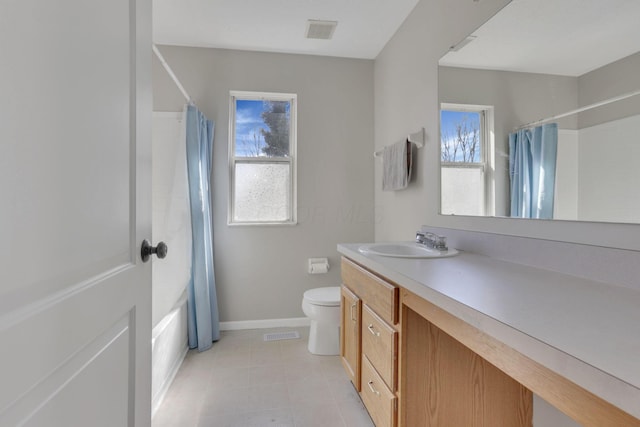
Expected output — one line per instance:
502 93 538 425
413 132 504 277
303 286 340 307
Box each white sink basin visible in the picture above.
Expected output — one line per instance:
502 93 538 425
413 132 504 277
358 242 459 259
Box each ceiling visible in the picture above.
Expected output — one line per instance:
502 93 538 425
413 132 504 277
440 0 640 76
152 0 420 59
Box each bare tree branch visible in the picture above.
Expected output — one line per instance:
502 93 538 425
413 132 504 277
441 113 480 163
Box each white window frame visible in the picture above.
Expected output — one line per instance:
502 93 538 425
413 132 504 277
228 91 297 226
440 103 495 216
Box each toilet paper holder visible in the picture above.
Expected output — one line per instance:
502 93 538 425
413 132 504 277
308 258 330 274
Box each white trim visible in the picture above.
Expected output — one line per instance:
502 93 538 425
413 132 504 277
230 90 298 102
152 44 191 103
220 317 310 331
0 262 132 331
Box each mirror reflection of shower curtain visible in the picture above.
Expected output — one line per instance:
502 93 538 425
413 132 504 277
509 123 558 219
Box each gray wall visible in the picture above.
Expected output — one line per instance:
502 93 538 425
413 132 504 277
153 46 375 322
578 51 640 128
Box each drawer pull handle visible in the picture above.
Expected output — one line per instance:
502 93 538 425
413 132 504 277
367 324 380 337
367 380 380 396
350 303 357 322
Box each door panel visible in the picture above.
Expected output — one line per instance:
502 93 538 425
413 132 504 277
0 0 133 297
3 314 132 427
1 271 134 411
0 0 152 425
25 326 130 427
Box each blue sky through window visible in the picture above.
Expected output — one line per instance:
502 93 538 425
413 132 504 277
235 99 291 157
441 110 481 162
235 100 266 157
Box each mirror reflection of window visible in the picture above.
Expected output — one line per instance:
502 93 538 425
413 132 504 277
440 104 494 216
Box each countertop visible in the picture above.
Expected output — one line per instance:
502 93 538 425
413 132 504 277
337 243 640 419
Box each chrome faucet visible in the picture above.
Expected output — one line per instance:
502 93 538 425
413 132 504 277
415 231 448 251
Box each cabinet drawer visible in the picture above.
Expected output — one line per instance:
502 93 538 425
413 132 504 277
341 258 399 325
362 304 397 391
361 355 396 427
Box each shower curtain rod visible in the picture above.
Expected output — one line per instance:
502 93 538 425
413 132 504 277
515 88 640 131
152 44 192 103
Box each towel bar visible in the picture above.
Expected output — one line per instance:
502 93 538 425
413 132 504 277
374 127 425 157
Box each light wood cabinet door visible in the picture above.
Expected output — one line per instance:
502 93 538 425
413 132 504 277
402 306 532 427
341 285 361 390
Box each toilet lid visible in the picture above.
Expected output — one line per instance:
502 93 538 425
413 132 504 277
303 286 340 307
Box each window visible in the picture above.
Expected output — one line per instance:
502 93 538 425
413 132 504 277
440 103 494 216
229 91 297 225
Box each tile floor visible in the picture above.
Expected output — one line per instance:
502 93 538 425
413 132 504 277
153 327 375 427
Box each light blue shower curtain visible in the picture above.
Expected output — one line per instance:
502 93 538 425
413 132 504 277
185 104 219 351
509 123 558 219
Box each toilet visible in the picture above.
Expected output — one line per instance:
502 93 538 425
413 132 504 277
302 286 341 355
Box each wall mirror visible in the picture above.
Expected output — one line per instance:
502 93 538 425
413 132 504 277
438 0 640 225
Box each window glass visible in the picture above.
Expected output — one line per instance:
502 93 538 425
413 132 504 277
235 100 290 157
441 110 482 163
233 162 291 222
440 105 492 217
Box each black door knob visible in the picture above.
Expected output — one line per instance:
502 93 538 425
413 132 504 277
141 240 168 262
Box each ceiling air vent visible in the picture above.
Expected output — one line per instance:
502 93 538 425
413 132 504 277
305 20 338 40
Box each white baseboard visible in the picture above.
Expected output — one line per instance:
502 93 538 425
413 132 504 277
220 317 310 331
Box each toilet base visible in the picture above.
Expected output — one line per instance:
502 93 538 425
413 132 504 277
307 320 340 355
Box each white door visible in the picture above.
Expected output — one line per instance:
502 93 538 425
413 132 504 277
0 0 152 426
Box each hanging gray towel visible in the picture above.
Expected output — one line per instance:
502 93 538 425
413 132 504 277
382 139 412 191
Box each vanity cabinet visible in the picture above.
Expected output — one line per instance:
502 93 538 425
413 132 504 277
341 257 399 427
341 256 531 427
339 246 640 427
